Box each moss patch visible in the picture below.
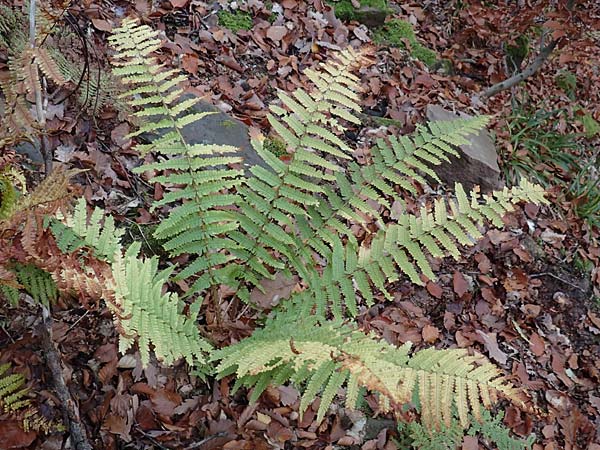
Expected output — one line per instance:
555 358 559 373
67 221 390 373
582 114 600 138
555 70 577 99
505 34 530 71
327 0 388 22
218 10 253 32
373 19 437 66
264 137 287 157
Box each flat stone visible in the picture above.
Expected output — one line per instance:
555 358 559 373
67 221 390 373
141 95 266 170
15 139 43 165
425 105 503 193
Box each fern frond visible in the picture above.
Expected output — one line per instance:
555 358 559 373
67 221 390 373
52 200 212 368
373 116 489 196
51 198 124 262
468 410 536 450
0 359 63 433
212 306 528 430
110 18 244 298
13 264 58 307
355 179 548 287
112 242 212 366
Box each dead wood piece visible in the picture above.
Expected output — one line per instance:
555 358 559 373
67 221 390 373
38 307 92 450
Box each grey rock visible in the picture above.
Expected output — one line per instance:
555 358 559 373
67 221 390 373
15 139 43 165
425 105 503 193
141 95 266 170
353 6 388 28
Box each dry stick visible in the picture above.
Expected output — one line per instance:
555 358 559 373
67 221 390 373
36 303 93 450
28 0 52 175
481 36 559 99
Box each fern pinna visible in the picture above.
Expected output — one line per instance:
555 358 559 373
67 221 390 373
105 17 548 436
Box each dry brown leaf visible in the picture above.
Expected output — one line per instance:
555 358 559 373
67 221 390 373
476 330 507 364
266 26 288 41
453 270 469 297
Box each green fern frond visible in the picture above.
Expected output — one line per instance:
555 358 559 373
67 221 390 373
53 200 211 368
355 178 549 287
372 117 489 194
0 363 31 414
468 410 535 450
0 360 63 433
212 306 528 430
13 264 58 307
51 198 124 262
110 18 245 298
112 242 212 367
398 418 464 450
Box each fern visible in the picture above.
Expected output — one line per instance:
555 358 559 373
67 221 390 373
51 198 125 262
51 199 212 367
468 410 535 450
212 303 529 428
397 419 464 450
13 264 58 307
110 18 245 298
103 18 551 440
0 360 61 433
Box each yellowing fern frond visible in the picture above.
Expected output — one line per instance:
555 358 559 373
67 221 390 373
52 200 212 367
213 307 530 430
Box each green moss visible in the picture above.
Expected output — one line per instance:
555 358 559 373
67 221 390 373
221 119 237 128
0 175 16 220
505 34 530 71
555 70 577 98
264 137 287 157
582 114 600 138
327 0 388 21
373 19 437 66
218 10 253 33
411 44 437 67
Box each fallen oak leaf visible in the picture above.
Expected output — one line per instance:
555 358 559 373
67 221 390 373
476 330 508 365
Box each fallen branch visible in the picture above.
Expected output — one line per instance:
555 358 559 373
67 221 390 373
37 304 92 450
482 35 559 98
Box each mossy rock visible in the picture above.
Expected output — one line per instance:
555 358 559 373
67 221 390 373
218 10 253 32
373 19 437 66
327 0 389 27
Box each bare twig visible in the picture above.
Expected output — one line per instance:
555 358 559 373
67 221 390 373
482 34 560 99
36 303 92 450
530 272 587 292
28 0 53 175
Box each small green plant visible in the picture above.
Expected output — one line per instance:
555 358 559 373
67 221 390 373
504 98 600 227
504 102 578 187
263 136 287 157
373 19 437 66
582 113 600 138
505 34 530 72
555 70 577 99
395 410 534 450
217 10 253 32
569 159 600 228
0 360 63 433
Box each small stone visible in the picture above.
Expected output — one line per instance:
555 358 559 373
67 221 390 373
426 105 503 193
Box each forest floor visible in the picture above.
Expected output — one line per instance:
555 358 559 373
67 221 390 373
1 1 600 449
